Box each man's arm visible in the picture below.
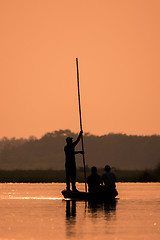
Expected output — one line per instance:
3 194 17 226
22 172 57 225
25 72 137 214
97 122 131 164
73 131 83 147
74 150 84 155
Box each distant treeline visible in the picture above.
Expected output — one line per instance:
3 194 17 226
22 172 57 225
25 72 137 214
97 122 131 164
0 129 160 170
0 165 160 183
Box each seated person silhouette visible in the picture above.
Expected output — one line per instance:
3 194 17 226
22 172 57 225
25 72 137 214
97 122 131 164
101 165 116 190
87 166 101 192
64 131 83 191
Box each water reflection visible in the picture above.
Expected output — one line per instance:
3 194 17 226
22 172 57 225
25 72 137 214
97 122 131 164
65 200 77 237
66 199 117 218
66 200 76 218
88 200 117 221
65 199 117 237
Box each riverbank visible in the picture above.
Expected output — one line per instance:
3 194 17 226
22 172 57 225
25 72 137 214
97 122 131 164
0 168 159 183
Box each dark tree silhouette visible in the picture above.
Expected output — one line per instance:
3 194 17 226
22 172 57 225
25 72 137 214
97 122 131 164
0 130 160 170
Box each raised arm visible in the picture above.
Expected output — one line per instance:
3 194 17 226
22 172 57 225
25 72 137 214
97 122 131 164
73 131 83 147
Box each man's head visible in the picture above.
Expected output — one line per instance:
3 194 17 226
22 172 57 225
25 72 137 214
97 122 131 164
91 166 97 174
66 137 73 144
104 165 111 172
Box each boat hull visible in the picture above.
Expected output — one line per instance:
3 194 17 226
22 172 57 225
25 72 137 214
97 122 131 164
62 188 118 201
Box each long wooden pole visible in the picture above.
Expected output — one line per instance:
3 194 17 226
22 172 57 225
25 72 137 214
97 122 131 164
76 58 87 192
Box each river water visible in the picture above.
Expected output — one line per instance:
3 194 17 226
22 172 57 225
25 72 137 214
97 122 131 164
0 183 159 240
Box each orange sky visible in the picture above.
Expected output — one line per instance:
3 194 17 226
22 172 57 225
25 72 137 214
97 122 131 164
0 0 160 138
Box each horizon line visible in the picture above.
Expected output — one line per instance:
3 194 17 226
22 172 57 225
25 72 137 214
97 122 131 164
1 129 160 140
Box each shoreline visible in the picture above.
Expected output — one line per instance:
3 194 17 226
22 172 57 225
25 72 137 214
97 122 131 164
0 169 159 183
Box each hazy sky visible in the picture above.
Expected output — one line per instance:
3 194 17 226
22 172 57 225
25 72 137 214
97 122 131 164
0 0 160 138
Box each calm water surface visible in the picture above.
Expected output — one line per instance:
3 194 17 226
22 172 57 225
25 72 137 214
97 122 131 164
0 183 159 240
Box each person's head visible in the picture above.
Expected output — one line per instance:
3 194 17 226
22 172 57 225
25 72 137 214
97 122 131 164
91 166 97 174
104 165 111 172
66 137 73 144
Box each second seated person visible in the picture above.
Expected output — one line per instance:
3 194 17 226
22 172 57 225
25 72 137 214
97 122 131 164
101 165 116 190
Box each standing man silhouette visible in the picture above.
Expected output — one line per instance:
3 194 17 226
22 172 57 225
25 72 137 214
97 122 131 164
64 131 83 191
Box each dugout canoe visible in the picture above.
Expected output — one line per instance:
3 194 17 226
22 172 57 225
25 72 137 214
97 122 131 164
62 188 118 200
